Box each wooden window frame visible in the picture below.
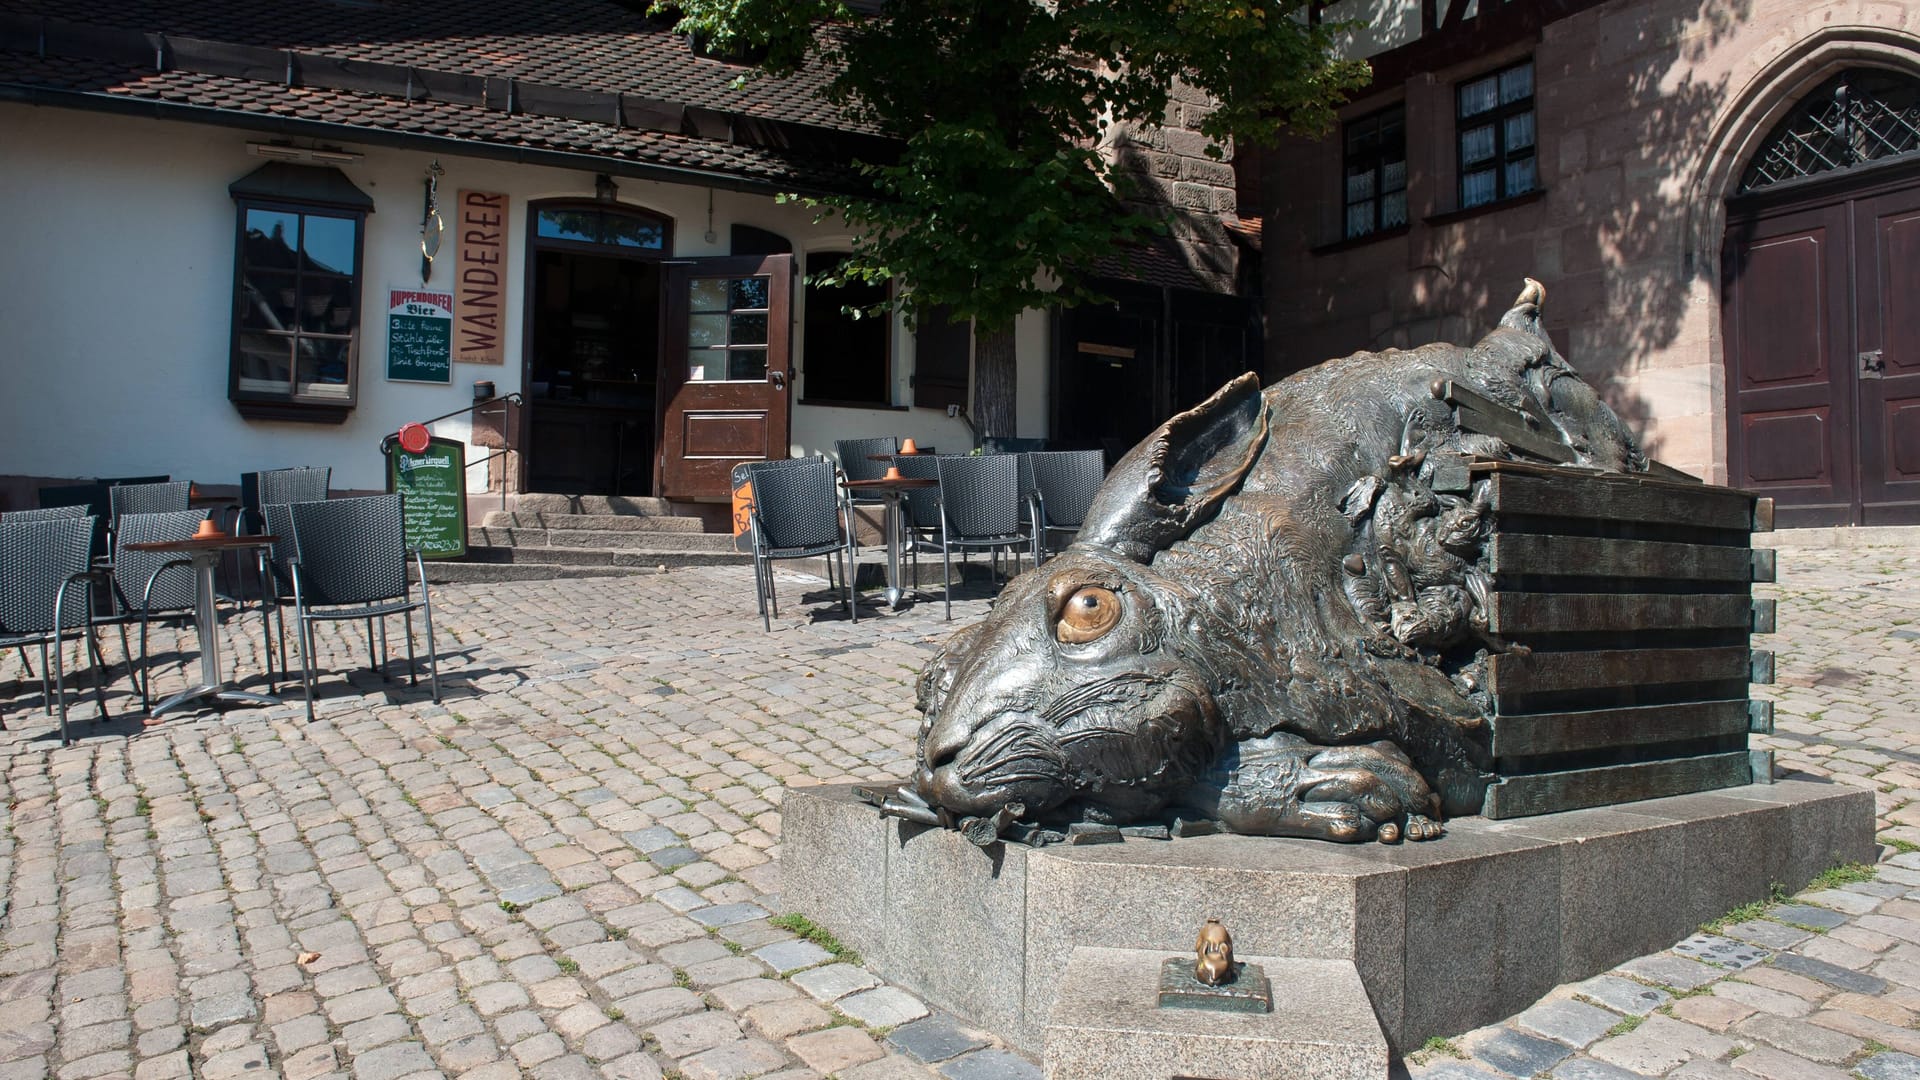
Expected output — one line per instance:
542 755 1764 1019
1455 58 1537 211
228 197 368 423
1343 104 1409 239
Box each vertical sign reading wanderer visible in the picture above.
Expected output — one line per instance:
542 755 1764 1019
455 190 508 365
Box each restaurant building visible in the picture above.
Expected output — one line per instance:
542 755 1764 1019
1260 0 1920 526
0 1 1261 511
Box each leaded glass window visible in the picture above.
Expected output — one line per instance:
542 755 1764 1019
1457 59 1537 209
1739 70 1920 193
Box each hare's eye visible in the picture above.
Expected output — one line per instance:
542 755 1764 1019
1057 586 1121 644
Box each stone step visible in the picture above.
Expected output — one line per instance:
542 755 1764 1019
460 545 750 569
513 493 681 517
468 527 740 553
479 510 706 534
419 560 662 584
1045 948 1389 1080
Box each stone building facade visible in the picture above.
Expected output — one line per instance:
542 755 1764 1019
1257 0 1920 526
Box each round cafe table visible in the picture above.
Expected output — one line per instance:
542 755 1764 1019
842 475 936 607
122 532 280 716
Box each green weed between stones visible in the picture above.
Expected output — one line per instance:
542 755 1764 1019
768 912 860 964
1699 882 1790 934
499 899 528 915
556 957 579 974
1409 1036 1465 1064
1881 836 1920 855
1607 1015 1644 1037
1808 863 1876 890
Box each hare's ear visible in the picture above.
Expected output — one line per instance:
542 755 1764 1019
1078 372 1269 563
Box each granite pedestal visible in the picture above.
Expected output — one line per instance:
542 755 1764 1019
780 778 1873 1063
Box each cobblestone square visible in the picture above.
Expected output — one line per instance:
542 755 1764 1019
0 546 1912 1079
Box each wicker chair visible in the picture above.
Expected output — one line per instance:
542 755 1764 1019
284 494 440 721
746 458 859 631
0 517 109 743
2 505 88 524
835 438 898 486
91 510 221 713
244 467 331 535
107 481 190 551
929 455 1036 620
1028 450 1106 561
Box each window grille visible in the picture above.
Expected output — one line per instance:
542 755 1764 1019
1740 70 1920 193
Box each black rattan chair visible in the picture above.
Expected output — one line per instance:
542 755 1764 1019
2 505 88 524
1028 450 1106 561
93 509 218 713
108 481 190 552
929 455 1036 620
285 494 440 721
835 438 898 486
747 458 858 631
0 517 109 742
245 467 331 535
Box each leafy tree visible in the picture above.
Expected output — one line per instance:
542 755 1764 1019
661 0 1368 433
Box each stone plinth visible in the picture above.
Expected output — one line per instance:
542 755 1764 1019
1045 948 1388 1080
780 779 1873 1058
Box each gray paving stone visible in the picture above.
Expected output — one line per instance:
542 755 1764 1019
689 903 771 928
1513 998 1622 1048
792 964 882 1004
1673 933 1771 970
1571 975 1670 1015
1722 919 1814 950
884 1016 988 1064
1770 950 1889 993
836 987 929 1028
1857 1051 1920 1080
938 1049 1042 1080
651 847 700 870
1465 1027 1572 1077
1546 1059 1643 1080
1615 953 1722 991
752 940 832 975
624 828 681 853
1770 904 1848 930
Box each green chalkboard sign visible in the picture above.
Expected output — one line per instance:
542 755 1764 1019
387 436 467 559
387 287 454 384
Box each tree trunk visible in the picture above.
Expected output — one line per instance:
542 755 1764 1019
974 321 1017 440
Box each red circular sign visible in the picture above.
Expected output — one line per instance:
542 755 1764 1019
397 422 431 455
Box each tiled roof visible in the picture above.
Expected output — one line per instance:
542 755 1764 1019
0 0 885 192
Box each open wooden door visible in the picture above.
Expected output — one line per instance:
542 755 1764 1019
658 255 793 498
1854 185 1920 524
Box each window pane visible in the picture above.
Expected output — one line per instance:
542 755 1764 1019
1460 124 1496 165
1382 191 1408 229
1462 168 1497 207
537 209 598 243
1459 75 1498 117
690 278 729 312
1500 63 1534 104
1506 155 1538 196
604 215 665 249
295 337 352 392
1345 168 1375 202
1382 159 1407 193
243 210 301 271
236 332 293 391
240 270 298 331
728 349 768 381
302 214 356 275
687 348 719 381
731 312 769 346
1346 201 1375 238
688 314 729 348
730 277 770 310
1506 110 1536 152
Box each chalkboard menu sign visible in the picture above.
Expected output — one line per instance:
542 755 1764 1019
387 435 467 559
387 288 454 384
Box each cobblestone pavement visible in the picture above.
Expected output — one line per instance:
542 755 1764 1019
0 545 1912 1080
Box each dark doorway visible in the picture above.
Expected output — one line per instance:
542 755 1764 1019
1052 281 1260 465
522 202 672 496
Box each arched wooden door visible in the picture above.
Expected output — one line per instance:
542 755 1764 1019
1723 70 1920 526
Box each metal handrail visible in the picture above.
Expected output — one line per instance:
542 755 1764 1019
379 393 524 512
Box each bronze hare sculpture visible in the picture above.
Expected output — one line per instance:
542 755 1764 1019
894 281 1650 844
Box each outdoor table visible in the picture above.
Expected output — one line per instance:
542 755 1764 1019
866 448 935 461
842 475 936 607
122 533 279 716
